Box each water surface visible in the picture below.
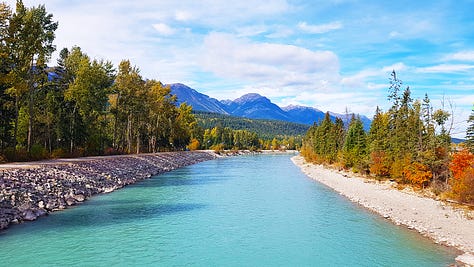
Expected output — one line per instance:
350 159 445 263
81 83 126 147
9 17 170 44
0 154 458 266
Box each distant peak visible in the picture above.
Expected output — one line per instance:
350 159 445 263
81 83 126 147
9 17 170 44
282 104 321 112
234 93 267 103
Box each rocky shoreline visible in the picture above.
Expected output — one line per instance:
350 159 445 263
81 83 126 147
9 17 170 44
291 156 474 267
0 151 217 230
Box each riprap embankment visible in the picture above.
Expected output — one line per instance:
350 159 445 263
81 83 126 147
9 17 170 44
0 151 217 230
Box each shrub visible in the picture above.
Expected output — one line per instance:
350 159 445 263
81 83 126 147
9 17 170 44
450 148 474 180
369 151 390 177
451 167 474 204
188 138 200 151
404 161 432 188
30 144 49 160
51 148 68 158
210 143 225 153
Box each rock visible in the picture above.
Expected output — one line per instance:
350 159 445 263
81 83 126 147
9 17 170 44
456 253 474 267
73 194 85 202
0 151 217 230
23 209 37 221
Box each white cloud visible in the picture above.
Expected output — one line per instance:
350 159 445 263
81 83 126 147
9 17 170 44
382 62 407 72
175 10 193 21
236 25 268 37
152 23 176 35
444 51 474 62
341 62 408 89
265 26 294 38
298 21 343 34
200 32 340 90
417 64 474 73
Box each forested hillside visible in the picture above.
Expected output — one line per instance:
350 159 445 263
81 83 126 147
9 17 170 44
194 111 309 139
302 71 474 204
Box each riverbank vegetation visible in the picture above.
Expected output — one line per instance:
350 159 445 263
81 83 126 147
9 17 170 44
0 1 300 162
302 71 474 204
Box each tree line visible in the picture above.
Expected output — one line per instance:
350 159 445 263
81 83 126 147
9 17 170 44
194 111 309 138
302 71 474 204
194 125 301 151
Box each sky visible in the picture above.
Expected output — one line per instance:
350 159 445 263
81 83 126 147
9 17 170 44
5 0 474 137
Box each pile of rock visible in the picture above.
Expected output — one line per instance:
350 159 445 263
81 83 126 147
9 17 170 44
0 151 216 230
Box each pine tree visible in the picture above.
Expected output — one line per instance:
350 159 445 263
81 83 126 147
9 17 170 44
343 116 367 171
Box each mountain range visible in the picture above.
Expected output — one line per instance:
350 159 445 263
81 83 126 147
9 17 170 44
169 83 371 130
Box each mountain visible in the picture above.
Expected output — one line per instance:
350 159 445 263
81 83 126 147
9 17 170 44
169 83 229 114
223 93 291 121
169 83 372 130
329 112 372 131
282 105 326 125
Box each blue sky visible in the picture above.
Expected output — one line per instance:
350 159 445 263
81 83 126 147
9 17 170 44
7 0 474 137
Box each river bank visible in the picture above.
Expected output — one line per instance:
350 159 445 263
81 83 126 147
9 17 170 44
0 151 217 231
291 155 474 266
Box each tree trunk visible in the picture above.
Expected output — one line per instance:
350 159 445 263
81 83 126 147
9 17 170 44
70 105 76 155
27 90 33 152
136 131 140 154
127 114 131 153
13 94 19 159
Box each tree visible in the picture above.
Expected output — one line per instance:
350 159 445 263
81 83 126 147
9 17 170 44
6 0 58 152
450 148 474 203
342 116 367 171
368 107 390 177
112 60 145 153
64 53 114 154
466 104 474 152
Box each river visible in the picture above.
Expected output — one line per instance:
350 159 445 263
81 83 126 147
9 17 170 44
0 154 458 266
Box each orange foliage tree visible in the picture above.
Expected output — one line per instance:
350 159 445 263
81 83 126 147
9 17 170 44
449 148 474 203
404 161 433 188
449 148 474 179
451 167 474 204
369 151 390 177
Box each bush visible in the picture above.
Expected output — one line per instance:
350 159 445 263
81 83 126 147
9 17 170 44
188 138 200 151
451 167 474 204
210 143 225 153
51 148 68 158
30 144 49 160
404 161 432 188
3 147 29 162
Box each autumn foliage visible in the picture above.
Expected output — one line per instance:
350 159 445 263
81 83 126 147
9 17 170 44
404 161 433 188
369 151 390 177
302 72 474 204
449 148 474 180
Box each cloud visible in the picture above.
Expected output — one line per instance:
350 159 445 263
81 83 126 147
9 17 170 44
200 32 340 90
174 10 193 21
341 62 407 89
298 21 343 34
152 23 176 35
444 51 474 62
417 64 474 73
236 25 268 37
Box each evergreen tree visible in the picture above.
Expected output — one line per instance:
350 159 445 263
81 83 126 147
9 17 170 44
343 116 367 171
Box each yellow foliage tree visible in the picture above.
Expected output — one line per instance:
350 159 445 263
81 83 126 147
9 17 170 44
188 138 200 151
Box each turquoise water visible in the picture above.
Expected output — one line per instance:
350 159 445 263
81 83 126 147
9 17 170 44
0 154 458 266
